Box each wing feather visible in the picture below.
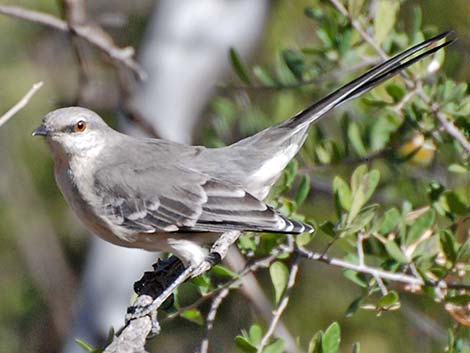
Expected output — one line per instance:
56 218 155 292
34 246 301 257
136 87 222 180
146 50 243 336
93 160 312 235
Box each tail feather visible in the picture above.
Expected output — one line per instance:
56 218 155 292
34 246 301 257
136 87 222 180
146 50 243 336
280 31 454 130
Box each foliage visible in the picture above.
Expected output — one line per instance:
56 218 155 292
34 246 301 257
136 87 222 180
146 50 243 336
1 0 469 353
197 0 470 352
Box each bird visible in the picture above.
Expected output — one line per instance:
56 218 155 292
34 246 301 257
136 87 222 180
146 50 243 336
33 32 452 270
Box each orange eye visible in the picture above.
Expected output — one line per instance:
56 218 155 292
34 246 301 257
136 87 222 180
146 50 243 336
74 120 86 133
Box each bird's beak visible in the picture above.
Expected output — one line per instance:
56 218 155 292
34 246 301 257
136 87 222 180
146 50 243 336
32 124 49 137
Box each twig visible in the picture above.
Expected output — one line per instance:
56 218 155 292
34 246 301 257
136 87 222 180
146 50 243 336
296 246 424 286
357 231 365 266
0 5 146 80
60 0 95 104
0 81 43 128
328 0 470 155
200 287 231 353
256 255 300 353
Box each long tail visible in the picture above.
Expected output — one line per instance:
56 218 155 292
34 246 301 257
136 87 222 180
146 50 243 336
280 31 454 130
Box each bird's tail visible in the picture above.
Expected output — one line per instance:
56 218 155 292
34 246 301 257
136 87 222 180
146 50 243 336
278 31 454 131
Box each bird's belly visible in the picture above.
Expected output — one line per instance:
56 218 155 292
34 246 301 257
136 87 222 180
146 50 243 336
54 163 131 247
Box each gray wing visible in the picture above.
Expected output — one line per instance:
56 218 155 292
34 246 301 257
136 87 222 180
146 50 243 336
93 162 312 235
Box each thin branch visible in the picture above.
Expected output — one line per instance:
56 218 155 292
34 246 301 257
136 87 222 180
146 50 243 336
200 287 231 353
328 0 470 155
296 246 424 286
0 5 146 80
357 231 365 267
256 256 300 353
60 0 95 105
0 81 43 128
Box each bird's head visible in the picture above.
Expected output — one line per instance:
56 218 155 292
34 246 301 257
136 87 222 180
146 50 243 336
33 106 112 158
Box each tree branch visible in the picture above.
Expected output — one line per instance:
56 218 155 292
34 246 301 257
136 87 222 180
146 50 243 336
104 231 242 352
296 246 424 287
0 5 146 80
200 287 231 353
0 81 43 128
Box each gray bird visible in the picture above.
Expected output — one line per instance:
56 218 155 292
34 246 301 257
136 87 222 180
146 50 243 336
33 33 451 269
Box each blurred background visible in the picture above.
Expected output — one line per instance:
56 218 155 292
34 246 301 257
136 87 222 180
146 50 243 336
0 1 469 353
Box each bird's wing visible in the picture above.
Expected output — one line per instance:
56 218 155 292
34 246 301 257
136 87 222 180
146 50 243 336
93 163 311 235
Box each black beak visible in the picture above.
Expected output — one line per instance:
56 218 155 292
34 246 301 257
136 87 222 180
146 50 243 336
32 124 49 137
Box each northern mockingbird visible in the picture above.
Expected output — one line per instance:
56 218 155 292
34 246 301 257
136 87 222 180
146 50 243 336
32 32 451 270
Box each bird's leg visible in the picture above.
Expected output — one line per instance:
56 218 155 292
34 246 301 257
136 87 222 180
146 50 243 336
126 264 196 330
192 230 241 278
132 256 185 309
126 231 241 329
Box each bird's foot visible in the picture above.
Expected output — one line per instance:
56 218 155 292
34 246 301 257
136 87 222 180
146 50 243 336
125 264 196 329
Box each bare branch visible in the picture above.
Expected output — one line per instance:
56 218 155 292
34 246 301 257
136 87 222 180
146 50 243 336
296 246 424 286
0 5 146 80
0 81 43 128
200 287 230 353
256 256 300 353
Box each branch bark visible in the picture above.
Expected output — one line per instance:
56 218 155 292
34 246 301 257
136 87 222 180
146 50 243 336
0 81 43 128
0 5 145 80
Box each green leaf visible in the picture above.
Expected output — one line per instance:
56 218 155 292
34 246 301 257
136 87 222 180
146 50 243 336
270 261 289 305
297 229 315 246
379 208 401 234
378 290 399 307
263 339 284 353
320 221 336 237
229 47 251 84
457 240 470 262
352 342 360 353
181 308 204 325
385 83 406 103
235 336 257 353
442 191 468 215
282 49 305 80
75 339 96 353
351 165 368 195
191 274 212 295
370 114 400 151
211 265 238 278
308 331 323 353
345 297 363 317
348 169 380 224
374 0 400 45
448 164 468 174
347 121 367 157
385 240 408 263
253 66 275 86
333 176 352 211
249 324 263 346
440 230 457 263
322 322 341 353
405 209 435 246
343 270 368 288
284 160 299 189
295 174 311 207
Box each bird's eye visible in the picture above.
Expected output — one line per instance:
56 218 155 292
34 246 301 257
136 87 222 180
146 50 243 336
74 120 87 133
